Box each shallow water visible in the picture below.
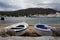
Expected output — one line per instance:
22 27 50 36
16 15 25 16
0 17 60 25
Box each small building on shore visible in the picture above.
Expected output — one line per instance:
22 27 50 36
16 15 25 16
47 14 56 17
56 12 60 17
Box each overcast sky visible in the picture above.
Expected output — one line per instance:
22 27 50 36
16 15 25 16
0 0 60 11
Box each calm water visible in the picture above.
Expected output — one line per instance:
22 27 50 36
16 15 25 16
0 17 60 25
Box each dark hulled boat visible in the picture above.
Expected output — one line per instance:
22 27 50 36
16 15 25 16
1 17 4 20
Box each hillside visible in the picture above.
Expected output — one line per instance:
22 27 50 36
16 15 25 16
0 8 59 16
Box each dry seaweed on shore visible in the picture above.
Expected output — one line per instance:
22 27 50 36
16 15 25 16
0 25 60 37
0 29 16 37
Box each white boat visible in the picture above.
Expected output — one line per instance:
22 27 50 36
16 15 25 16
34 24 53 36
4 22 28 36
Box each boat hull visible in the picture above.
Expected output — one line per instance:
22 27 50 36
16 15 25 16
34 24 53 36
35 29 53 36
4 22 28 36
15 29 27 36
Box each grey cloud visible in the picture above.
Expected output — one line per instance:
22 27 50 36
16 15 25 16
0 0 60 11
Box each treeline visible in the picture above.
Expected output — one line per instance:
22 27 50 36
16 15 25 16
0 8 59 17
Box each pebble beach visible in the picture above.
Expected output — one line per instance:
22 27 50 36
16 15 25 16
0 24 60 36
0 24 60 40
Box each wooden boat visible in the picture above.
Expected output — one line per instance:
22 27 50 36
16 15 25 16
4 22 28 36
34 24 53 36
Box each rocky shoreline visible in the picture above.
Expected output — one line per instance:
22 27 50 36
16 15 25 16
0 24 60 37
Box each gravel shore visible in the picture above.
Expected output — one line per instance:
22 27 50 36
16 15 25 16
0 36 55 40
0 24 60 40
0 24 60 37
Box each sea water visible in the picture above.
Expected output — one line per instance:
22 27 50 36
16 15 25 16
0 17 60 25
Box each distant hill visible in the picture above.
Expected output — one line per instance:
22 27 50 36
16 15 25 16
0 8 59 16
